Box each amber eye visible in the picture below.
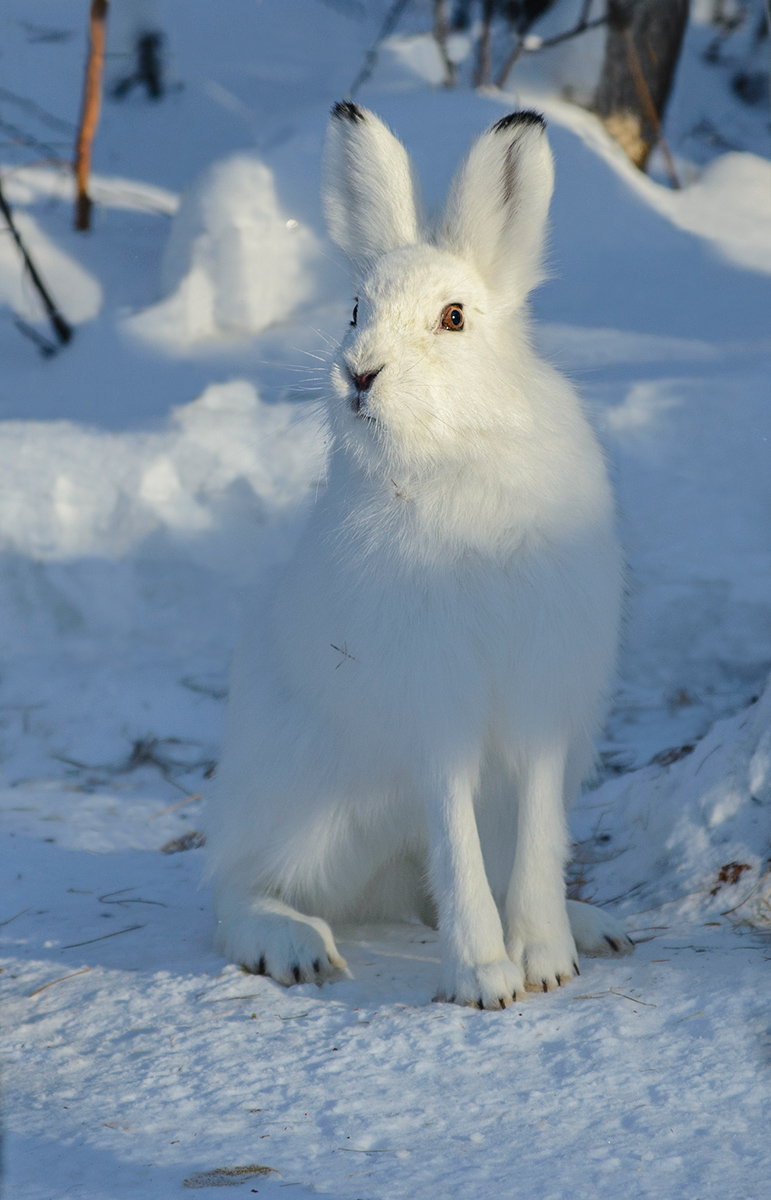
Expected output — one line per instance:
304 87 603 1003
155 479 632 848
440 304 464 331
350 300 358 327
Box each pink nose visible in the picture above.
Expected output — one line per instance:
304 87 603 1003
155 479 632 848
352 368 381 393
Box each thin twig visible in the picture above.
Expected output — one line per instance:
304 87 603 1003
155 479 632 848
349 0 412 98
28 967 92 998
0 86 76 133
98 888 167 907
62 923 144 949
0 906 30 928
609 987 657 1007
0 116 67 158
497 14 607 90
721 869 770 917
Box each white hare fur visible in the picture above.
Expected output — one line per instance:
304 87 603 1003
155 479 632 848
205 103 633 1008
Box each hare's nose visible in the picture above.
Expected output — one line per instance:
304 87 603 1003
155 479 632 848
352 367 382 393
350 366 383 413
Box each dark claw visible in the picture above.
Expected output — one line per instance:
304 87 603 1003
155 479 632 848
605 936 620 953
292 964 301 983
573 960 580 975
478 996 485 1009
542 979 548 993
555 973 562 986
449 995 456 1004
313 958 321 974
257 955 266 975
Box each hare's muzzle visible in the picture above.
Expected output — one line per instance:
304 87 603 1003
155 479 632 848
349 366 383 413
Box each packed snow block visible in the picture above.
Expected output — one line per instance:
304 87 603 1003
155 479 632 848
129 156 324 344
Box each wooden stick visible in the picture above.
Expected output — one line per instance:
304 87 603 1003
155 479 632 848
74 0 109 231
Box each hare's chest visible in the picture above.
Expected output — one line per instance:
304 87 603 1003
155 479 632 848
273 548 512 736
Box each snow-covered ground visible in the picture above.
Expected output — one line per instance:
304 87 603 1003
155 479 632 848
2 2 771 1197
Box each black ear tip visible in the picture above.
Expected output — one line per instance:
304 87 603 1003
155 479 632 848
492 109 546 134
332 99 365 123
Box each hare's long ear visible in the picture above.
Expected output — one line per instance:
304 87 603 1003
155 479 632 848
322 101 420 273
441 111 553 306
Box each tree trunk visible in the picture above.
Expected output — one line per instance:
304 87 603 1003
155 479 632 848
594 0 689 170
74 0 109 231
434 0 457 86
474 0 496 87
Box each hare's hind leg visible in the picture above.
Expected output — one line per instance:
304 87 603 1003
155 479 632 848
213 880 350 986
566 900 635 957
504 743 579 992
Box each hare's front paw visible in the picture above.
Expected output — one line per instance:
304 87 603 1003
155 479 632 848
216 900 350 987
506 922 578 993
436 957 526 1009
566 899 635 957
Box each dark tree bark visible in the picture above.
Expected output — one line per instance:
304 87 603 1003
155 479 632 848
594 0 689 171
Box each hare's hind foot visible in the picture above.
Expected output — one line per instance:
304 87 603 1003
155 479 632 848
566 899 635 957
215 891 350 987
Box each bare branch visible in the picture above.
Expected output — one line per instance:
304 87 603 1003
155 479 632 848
0 177 73 347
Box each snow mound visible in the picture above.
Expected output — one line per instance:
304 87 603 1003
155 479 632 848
0 379 325 562
582 673 771 925
127 156 324 345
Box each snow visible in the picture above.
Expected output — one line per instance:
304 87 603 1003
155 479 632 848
2 2 771 1197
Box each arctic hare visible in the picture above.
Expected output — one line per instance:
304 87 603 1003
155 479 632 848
205 103 633 1008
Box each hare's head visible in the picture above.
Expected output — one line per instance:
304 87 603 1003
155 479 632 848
322 102 554 471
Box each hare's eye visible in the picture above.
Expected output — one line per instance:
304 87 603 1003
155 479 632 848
440 304 464 331
350 301 358 328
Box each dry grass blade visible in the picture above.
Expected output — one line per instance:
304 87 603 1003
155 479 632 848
149 793 202 820
183 1164 276 1189
28 967 92 997
62 923 144 949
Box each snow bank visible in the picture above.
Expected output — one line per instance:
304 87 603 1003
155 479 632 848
517 93 771 277
0 379 325 562
1 165 179 215
578 673 771 925
128 156 324 344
